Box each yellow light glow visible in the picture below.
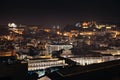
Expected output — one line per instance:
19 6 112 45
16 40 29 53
80 32 94 35
82 22 88 26
106 26 111 29
63 33 67 36
83 27 88 28
96 25 102 29
57 31 60 35
44 29 50 32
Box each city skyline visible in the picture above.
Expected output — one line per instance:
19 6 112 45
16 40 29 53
0 0 120 27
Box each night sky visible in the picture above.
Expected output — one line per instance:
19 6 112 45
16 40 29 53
0 0 120 27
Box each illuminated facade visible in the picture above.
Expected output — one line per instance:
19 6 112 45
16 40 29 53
28 59 67 71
